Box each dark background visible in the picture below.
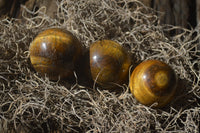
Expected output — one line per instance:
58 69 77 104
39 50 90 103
0 0 198 29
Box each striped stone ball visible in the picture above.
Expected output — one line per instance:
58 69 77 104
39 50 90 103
89 40 131 88
129 60 177 108
29 28 82 80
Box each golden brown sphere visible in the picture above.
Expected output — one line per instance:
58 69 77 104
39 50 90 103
129 60 177 108
29 28 82 80
89 40 131 88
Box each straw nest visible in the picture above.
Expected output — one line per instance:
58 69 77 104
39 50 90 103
0 0 199 132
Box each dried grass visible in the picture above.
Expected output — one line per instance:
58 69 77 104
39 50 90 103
0 0 199 132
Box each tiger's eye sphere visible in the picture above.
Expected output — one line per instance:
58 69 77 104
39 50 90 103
129 60 177 108
89 40 131 88
29 28 82 80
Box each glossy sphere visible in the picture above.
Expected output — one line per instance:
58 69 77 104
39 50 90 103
90 40 131 88
129 60 177 108
29 28 82 80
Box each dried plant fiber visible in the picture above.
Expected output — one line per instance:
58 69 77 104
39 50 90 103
0 0 199 132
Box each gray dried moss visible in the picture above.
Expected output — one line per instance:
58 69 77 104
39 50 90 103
0 0 199 132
